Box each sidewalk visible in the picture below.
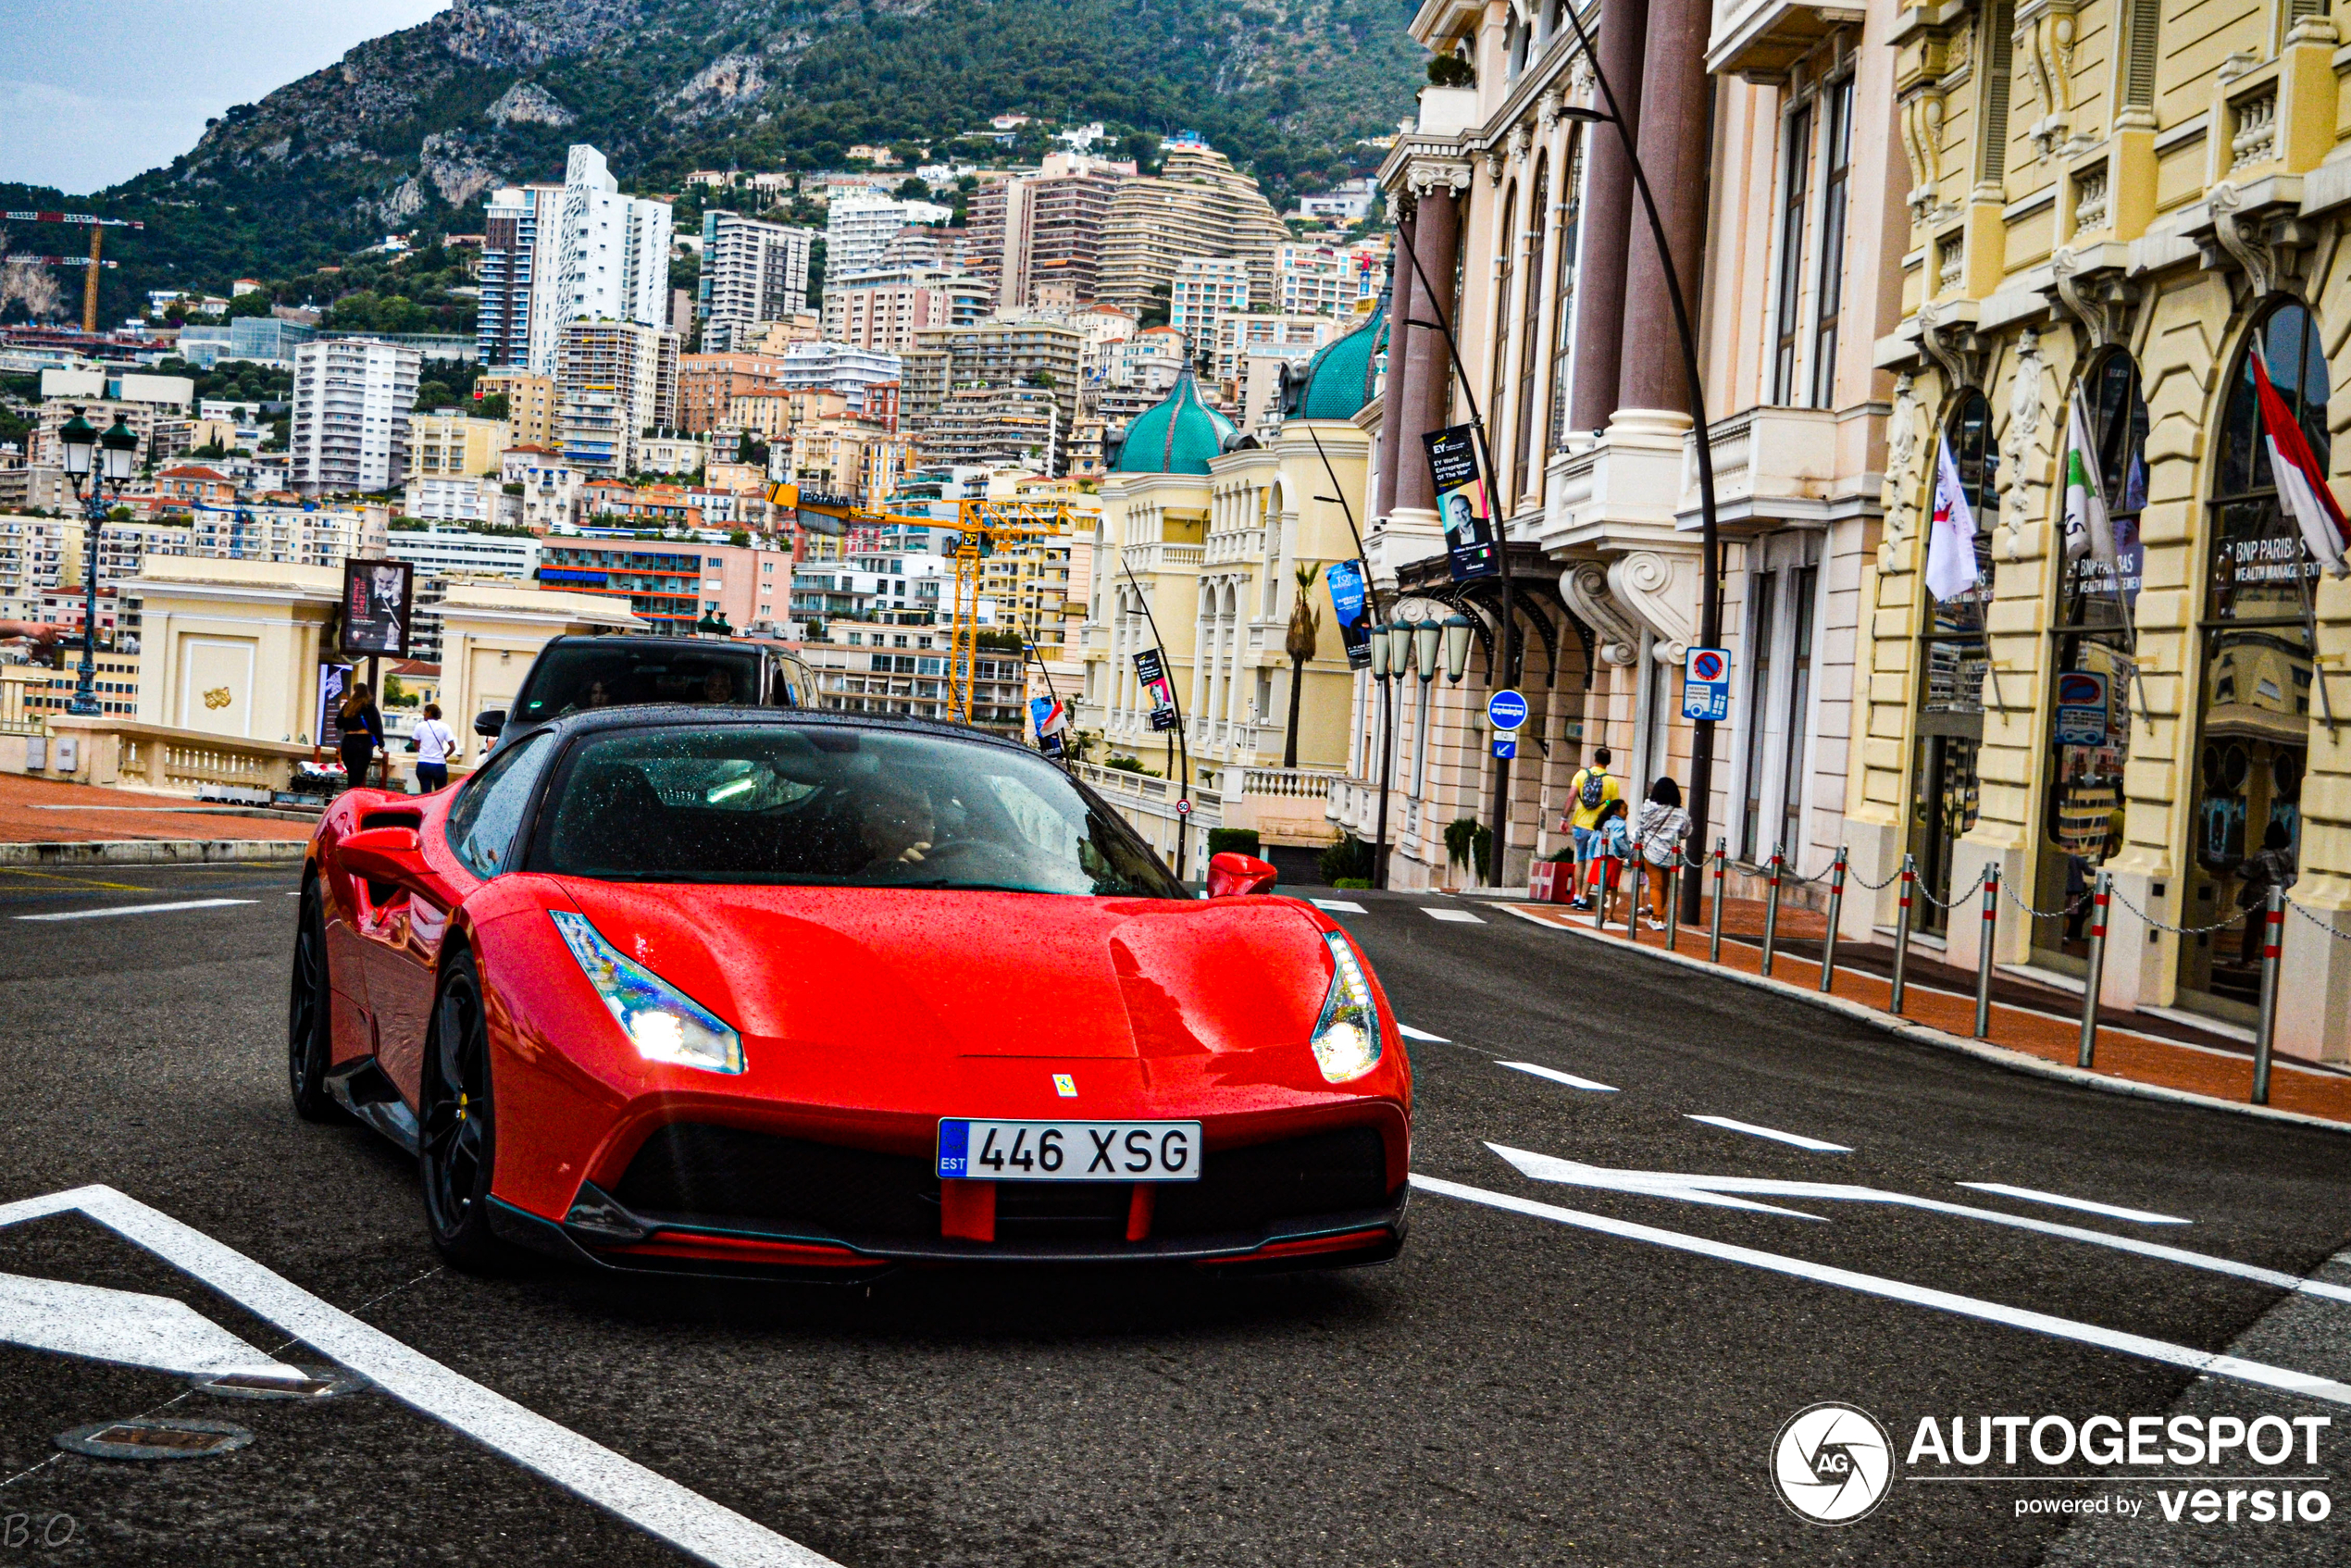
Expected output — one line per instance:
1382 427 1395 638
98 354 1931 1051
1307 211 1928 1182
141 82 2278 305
0 773 313 862
1507 894 2351 1128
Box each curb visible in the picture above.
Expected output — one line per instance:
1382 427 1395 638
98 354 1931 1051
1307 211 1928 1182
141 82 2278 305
0 839 310 866
1501 905 2351 1138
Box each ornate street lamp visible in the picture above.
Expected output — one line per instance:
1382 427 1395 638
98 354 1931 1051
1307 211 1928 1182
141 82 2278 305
1441 615 1473 684
1412 616 1441 684
56 409 140 718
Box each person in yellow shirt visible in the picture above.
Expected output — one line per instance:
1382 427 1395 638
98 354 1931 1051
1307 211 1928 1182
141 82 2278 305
1561 747 1622 910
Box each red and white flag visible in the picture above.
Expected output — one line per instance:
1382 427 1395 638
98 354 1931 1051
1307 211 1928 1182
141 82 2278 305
2251 352 2351 579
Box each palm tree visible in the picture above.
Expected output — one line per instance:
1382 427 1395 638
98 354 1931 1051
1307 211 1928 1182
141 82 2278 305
1282 560 1321 769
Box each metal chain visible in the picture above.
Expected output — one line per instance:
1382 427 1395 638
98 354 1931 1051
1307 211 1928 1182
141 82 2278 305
2000 881 2089 921
2105 883 2247 938
1914 865 1991 911
1847 864 1904 891
2287 900 2351 940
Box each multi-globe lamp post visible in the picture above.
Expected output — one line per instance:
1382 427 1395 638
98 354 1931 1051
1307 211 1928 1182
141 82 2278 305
1366 610 1471 888
53 408 141 718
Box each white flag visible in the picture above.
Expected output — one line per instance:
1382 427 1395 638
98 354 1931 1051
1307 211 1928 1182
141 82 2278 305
2060 384 2117 570
1924 432 1984 602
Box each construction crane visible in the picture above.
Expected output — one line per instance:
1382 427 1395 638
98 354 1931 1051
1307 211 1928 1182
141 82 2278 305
790 490 1074 725
2 211 144 332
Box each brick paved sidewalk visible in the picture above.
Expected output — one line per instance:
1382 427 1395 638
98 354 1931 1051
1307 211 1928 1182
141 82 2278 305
1508 896 2351 1126
0 772 314 844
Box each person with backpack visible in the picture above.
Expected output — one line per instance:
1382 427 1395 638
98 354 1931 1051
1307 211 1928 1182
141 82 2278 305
1561 747 1622 910
1631 775 1693 930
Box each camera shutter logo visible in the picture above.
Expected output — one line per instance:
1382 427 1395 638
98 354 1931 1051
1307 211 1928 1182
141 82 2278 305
1772 1403 1896 1524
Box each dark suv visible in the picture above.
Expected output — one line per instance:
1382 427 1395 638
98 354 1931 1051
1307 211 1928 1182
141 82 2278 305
475 636 821 747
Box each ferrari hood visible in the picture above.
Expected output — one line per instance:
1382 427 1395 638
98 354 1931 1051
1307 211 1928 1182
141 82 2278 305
549 882 1337 1064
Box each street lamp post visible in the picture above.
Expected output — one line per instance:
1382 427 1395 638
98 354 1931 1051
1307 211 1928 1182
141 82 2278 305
1552 11 1723 925
54 409 140 718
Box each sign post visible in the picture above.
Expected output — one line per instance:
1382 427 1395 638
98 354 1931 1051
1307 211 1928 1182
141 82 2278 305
1487 688 1526 760
1682 646 1731 723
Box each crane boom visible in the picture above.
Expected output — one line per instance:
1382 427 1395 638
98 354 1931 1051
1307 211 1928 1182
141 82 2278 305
2 211 142 331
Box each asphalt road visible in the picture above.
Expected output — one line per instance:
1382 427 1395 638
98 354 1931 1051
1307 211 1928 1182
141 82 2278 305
0 868 2346 1565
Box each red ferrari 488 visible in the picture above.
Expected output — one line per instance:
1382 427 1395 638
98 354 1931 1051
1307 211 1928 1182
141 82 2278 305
290 709 1411 1279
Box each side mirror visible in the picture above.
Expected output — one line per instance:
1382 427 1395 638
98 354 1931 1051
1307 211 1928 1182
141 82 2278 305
474 709 506 738
339 825 429 885
1206 852 1278 898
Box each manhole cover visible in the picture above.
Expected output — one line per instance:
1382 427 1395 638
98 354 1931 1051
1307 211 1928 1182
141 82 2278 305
56 1418 254 1461
192 1367 367 1401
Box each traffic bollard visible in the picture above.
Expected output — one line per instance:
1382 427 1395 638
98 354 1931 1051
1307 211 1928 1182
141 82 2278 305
1624 859 1641 943
2252 885 2284 1106
1974 865 2000 1039
2077 872 2109 1069
1890 854 1916 1015
1709 837 1727 964
1760 844 1785 976
1820 847 1847 994
1665 849 1683 952
1592 853 1608 930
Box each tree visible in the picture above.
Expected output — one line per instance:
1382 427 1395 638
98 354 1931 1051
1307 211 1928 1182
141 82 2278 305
1282 560 1321 768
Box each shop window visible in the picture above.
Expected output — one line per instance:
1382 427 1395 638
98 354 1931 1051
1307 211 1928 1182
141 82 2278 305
1907 390 1998 933
2031 350 2147 968
2180 301 2326 1019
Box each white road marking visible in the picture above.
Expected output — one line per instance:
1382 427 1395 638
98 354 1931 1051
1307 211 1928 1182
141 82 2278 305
1497 1061 1618 1093
0 1187 836 1568
1956 1183 2190 1226
16 898 256 922
0 1272 304 1381
1398 1024 1449 1042
1485 1145 2351 1302
1312 899 1366 913
1411 1174 2351 1409
1685 1114 1851 1152
1424 909 1486 924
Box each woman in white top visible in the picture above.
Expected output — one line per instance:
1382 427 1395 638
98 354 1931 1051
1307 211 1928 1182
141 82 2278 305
412 703 457 793
1630 776 1693 931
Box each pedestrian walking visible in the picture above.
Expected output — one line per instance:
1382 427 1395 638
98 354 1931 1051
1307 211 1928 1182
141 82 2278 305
1590 799 1633 923
337 682 385 790
1631 776 1693 931
412 703 456 793
1561 746 1622 911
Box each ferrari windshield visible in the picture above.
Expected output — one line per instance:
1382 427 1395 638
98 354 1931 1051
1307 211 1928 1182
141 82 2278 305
538 723 1186 897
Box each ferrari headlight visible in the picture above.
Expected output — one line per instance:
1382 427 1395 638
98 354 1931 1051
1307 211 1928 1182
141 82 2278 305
550 910 744 1075
1310 930 1382 1083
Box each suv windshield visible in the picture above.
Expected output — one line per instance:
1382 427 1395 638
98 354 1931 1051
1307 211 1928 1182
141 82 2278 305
515 642 764 721
537 724 1185 898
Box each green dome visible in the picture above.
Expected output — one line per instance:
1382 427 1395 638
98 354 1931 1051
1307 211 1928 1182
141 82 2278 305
1290 292 1387 420
1113 365 1237 476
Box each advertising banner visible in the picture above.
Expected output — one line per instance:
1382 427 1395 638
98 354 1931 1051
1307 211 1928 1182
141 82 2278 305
341 559 414 658
1325 559 1373 668
317 663 353 749
1134 648 1179 732
1424 426 1497 582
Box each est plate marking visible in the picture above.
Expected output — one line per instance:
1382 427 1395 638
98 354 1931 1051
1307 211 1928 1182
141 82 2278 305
937 1119 1203 1182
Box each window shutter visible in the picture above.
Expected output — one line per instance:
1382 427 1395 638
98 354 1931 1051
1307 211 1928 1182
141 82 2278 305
1983 4 2017 184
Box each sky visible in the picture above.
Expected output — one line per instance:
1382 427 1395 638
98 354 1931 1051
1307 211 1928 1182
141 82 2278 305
0 1 452 194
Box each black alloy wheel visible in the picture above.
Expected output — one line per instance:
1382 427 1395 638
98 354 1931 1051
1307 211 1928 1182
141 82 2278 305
419 950 509 1269
287 880 347 1123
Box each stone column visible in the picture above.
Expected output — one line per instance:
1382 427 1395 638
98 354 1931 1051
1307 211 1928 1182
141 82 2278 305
1568 0 1648 435
1616 0 1708 416
1375 226 1418 523
1389 180 1463 516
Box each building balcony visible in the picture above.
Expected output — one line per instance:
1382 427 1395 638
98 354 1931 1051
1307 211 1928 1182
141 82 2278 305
1675 404 1843 536
1708 0 1865 83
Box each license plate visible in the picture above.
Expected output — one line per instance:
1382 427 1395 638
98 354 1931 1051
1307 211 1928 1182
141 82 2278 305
936 1119 1202 1182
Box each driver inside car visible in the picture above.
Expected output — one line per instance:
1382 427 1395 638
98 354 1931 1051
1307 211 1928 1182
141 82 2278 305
856 779 938 875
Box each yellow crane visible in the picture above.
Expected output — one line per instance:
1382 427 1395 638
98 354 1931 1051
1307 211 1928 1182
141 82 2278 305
2 211 144 331
789 491 1073 725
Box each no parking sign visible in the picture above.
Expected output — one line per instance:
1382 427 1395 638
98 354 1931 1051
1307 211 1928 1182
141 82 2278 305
1683 646 1731 721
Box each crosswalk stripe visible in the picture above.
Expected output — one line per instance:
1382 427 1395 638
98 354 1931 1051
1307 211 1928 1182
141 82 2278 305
17 899 257 922
1424 909 1485 924
1498 1061 1618 1092
1685 1114 1851 1153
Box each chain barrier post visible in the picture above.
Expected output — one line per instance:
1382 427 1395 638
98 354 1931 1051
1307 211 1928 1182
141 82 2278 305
1974 865 2000 1039
2252 885 2285 1106
2077 871 2110 1070
1820 846 1847 994
1591 845 1609 930
1890 853 1916 1014
1760 843 1785 976
1665 848 1683 952
1709 837 1727 964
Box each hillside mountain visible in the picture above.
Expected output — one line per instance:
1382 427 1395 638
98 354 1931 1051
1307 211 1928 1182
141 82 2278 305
0 0 1423 320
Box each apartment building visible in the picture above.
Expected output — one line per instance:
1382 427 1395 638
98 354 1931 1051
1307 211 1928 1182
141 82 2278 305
915 385 1062 476
289 338 421 495
486 144 675 376
698 211 818 352
1169 257 1252 351
502 444 582 531
821 270 991 354
1097 138 1288 315
409 411 511 479
476 181 564 367
555 320 679 477
678 352 787 433
474 366 557 446
826 191 953 280
534 539 782 632
903 317 1084 448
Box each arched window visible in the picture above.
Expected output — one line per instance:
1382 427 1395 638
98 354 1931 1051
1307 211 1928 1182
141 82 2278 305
2181 301 2326 1018
1549 126 1585 454
1907 390 1998 930
1488 183 1519 509
1514 154 1551 504
2031 350 2147 967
